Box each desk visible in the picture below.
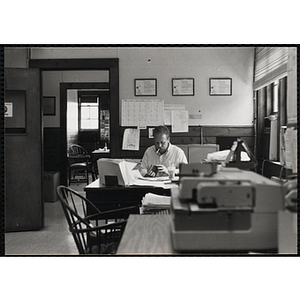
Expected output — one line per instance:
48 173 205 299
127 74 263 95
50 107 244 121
84 179 171 215
117 215 174 255
117 215 281 255
91 149 110 161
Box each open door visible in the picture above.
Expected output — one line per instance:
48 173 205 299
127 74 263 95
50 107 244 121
4 68 43 231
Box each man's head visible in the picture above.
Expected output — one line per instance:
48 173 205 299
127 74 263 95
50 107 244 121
153 125 170 154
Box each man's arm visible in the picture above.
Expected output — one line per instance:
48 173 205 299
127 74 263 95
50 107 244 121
139 149 154 177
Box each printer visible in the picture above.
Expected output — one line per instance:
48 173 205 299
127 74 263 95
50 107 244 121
170 164 285 253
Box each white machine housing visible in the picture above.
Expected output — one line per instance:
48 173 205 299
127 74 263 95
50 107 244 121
171 168 285 252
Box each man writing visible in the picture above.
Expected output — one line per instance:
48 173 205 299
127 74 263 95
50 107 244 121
139 125 188 177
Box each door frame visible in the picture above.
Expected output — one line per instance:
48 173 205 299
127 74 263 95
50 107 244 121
60 82 110 185
29 58 120 185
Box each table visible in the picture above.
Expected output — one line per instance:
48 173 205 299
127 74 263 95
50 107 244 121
117 215 280 256
91 149 110 161
117 215 174 255
84 179 171 215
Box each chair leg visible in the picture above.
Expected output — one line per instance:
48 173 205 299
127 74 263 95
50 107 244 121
69 169 72 186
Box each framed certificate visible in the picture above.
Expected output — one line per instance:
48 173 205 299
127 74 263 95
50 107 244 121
135 79 157 96
209 78 232 96
172 78 194 96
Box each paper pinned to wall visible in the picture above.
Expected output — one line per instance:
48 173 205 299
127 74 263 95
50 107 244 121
171 110 189 133
122 128 140 151
121 99 164 127
164 104 186 125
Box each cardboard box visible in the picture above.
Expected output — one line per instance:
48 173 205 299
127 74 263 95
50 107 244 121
43 171 60 202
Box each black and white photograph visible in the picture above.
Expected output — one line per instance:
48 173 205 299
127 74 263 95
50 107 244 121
2 45 297 255
1 4 299 300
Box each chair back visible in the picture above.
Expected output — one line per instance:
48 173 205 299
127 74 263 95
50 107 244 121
57 185 136 254
56 186 93 253
67 145 91 185
57 185 101 219
69 144 89 156
91 159 99 181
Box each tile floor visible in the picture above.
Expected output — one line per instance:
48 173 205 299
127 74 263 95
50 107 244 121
5 180 88 256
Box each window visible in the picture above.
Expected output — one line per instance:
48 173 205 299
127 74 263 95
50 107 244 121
78 91 110 149
253 47 292 172
79 95 99 130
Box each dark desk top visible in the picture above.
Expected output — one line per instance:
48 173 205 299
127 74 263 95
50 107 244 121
117 215 174 255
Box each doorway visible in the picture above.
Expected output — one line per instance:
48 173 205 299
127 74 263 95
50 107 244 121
29 58 120 185
77 90 110 152
61 82 112 185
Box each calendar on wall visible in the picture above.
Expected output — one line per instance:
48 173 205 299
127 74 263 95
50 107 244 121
121 99 164 127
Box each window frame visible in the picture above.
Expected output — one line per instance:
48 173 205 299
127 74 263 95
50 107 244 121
78 97 100 131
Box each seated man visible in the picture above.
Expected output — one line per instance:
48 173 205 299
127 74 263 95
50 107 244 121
139 125 188 177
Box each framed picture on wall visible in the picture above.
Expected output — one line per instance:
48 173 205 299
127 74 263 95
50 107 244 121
209 78 232 96
172 78 194 96
134 79 157 96
43 96 56 116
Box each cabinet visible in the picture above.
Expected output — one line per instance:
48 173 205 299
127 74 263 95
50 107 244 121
43 172 60 202
178 144 219 163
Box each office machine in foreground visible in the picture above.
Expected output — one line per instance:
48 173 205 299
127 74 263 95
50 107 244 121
171 165 286 252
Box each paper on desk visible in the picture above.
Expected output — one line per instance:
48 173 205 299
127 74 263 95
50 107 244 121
138 176 170 181
122 128 140 151
130 179 166 188
142 193 171 207
130 178 177 189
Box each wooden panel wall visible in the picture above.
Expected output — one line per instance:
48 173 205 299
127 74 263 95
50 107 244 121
44 127 60 171
119 126 254 159
5 68 43 231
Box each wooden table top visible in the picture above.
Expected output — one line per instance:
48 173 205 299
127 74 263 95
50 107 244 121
117 215 174 255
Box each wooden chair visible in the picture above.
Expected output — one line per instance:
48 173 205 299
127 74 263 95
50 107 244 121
67 144 91 185
57 185 136 254
90 159 99 182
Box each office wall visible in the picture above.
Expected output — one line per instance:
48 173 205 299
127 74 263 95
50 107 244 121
30 46 254 126
42 70 109 127
5 46 255 126
118 47 254 126
4 47 29 68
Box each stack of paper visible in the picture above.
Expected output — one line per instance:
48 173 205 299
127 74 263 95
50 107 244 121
206 150 250 163
97 159 140 186
141 193 171 214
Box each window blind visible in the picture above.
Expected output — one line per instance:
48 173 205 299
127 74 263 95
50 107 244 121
253 47 288 90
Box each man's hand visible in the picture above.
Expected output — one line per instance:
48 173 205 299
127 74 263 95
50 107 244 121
145 165 157 177
156 165 169 176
